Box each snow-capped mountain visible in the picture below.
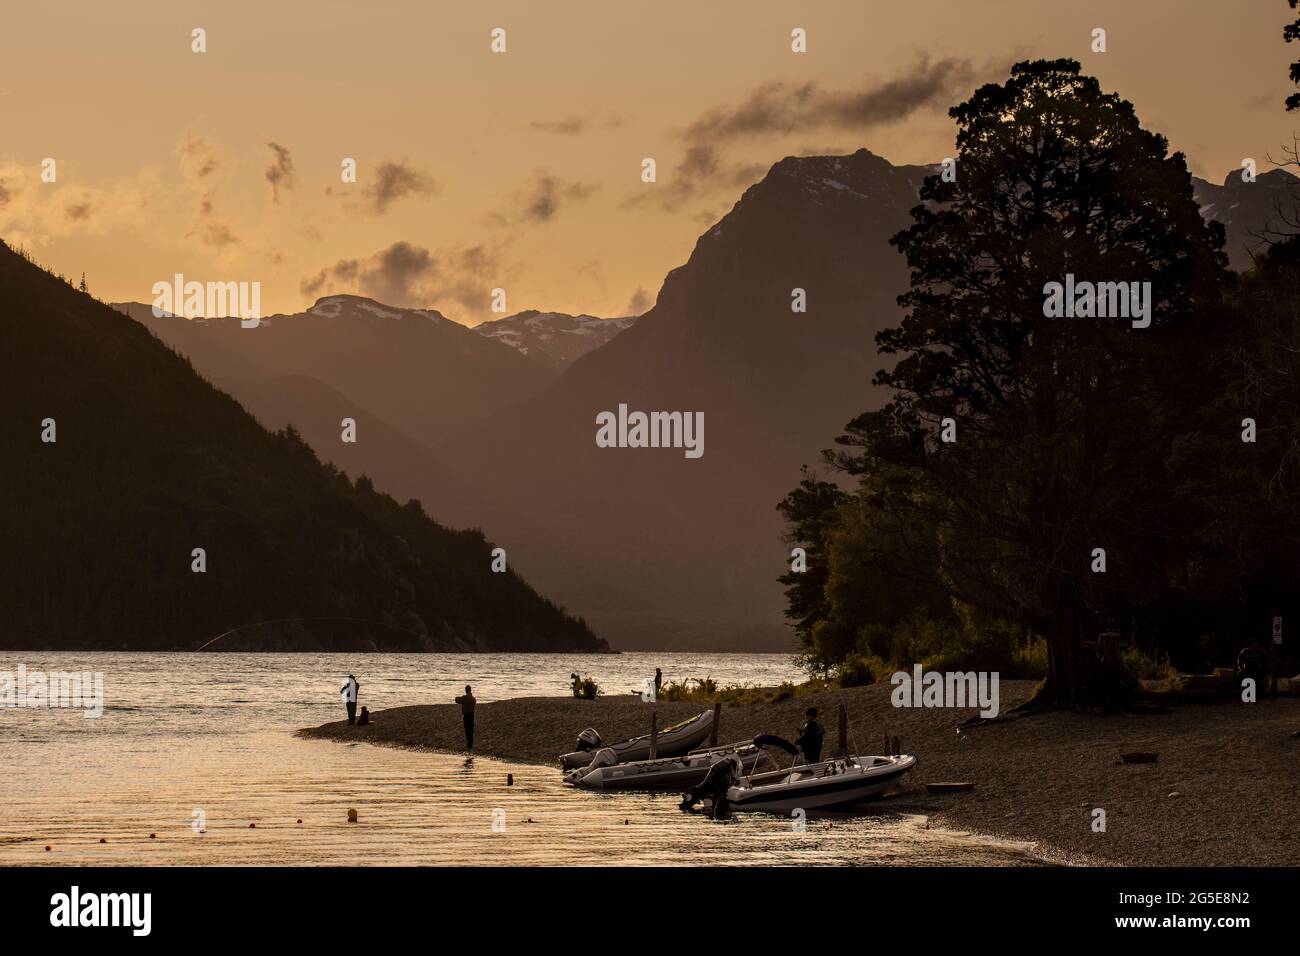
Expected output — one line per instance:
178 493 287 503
475 310 637 370
1193 167 1300 270
115 294 556 448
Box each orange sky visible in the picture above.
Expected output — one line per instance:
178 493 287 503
0 0 1293 322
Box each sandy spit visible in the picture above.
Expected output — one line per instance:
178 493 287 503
299 681 1300 866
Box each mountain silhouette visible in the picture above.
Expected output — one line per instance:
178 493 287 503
117 294 557 448
3 242 604 652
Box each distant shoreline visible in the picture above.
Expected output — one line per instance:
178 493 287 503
300 682 1300 866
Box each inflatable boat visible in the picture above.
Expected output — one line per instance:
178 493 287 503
723 753 916 813
558 709 715 770
564 741 764 790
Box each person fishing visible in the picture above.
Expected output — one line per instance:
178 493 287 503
455 685 477 750
794 707 824 764
340 674 360 725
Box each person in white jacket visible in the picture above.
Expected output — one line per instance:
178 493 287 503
340 674 360 725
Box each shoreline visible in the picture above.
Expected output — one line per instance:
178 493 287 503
299 681 1300 866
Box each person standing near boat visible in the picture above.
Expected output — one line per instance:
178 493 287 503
795 707 824 764
455 685 477 751
340 674 360 725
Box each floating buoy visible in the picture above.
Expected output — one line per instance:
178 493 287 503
347 809 358 823
527 817 533 823
248 823 256 828
149 833 156 839
45 846 51 852
507 774 513 786
99 838 106 843
296 818 303 824
624 819 629 825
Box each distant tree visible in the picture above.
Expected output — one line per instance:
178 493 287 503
825 60 1229 710
78 272 87 293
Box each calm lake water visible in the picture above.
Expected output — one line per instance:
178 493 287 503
1 652 1042 866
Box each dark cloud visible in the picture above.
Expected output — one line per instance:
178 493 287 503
628 56 981 213
493 171 596 225
625 287 651 315
363 160 438 214
631 145 764 212
300 240 503 314
65 202 93 221
265 142 296 204
176 133 220 181
683 56 978 143
0 180 12 206
528 113 623 136
198 222 239 248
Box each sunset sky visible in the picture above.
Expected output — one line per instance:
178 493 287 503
0 0 1292 322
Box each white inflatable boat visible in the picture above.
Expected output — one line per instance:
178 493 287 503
558 709 715 770
564 741 764 790
723 753 916 813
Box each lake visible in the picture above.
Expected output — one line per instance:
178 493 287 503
0 652 1042 865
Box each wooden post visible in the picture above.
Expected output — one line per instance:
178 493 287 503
709 702 721 747
649 713 658 760
836 704 847 753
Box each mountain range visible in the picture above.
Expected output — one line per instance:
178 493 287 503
108 150 1298 651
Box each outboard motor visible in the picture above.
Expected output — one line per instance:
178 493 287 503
574 728 603 753
680 752 744 818
564 746 618 785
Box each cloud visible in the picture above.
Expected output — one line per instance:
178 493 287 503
628 144 765 212
300 240 506 315
528 113 623 136
683 56 977 143
362 160 438 214
627 55 982 214
625 287 652 315
265 142 296 204
491 170 596 226
65 201 93 221
176 132 221 182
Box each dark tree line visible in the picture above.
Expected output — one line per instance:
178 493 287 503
781 58 1300 709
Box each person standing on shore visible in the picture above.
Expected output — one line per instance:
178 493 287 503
654 668 663 696
455 685 476 751
340 674 360 725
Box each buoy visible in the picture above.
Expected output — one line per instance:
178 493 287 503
347 808 358 823
297 818 303 824
45 846 51 852
248 823 256 828
149 833 156 839
624 819 629 825
507 774 513 786
527 817 533 823
99 838 106 843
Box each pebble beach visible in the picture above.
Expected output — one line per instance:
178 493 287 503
302 680 1300 866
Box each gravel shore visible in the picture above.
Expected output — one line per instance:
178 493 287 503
300 681 1300 866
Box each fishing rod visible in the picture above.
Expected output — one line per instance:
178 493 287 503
194 617 435 652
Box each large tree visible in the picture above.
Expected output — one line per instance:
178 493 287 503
830 59 1230 709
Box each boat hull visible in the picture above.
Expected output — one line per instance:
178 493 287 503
559 709 715 770
724 754 916 813
566 746 763 790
